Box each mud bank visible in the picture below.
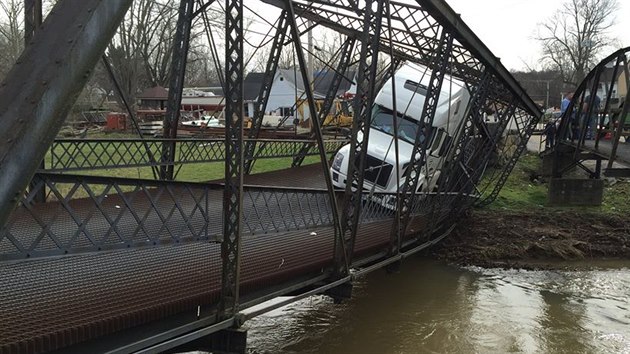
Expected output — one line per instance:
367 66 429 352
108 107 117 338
430 211 630 269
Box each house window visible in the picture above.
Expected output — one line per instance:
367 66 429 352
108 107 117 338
280 107 293 117
244 104 250 117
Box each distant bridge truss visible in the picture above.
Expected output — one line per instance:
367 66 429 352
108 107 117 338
0 0 540 352
547 47 630 179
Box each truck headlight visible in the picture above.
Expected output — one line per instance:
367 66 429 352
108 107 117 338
332 152 344 171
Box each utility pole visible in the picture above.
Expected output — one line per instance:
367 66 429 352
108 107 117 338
307 1 314 133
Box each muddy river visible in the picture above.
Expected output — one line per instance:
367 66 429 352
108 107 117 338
244 258 630 353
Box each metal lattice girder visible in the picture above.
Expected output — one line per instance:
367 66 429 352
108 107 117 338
575 65 604 149
440 70 493 194
46 138 347 172
444 97 520 197
220 0 244 319
244 11 289 174
292 37 357 168
284 0 345 271
476 108 540 207
397 30 453 237
0 0 133 231
551 47 630 176
2 172 374 261
606 55 630 170
161 0 195 180
595 54 623 150
470 100 518 184
339 0 385 271
0 173 222 261
220 0 244 317
262 0 539 116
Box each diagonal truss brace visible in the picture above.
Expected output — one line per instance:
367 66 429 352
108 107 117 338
244 11 289 174
161 0 195 180
338 0 385 273
284 0 346 273
292 37 357 168
395 31 453 238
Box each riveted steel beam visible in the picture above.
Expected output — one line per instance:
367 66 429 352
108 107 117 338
219 0 244 319
0 0 133 230
161 0 195 180
417 0 540 117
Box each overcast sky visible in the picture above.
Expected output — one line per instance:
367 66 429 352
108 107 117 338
444 0 630 71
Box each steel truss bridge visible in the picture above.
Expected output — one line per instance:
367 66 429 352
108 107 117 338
0 0 541 352
547 47 630 179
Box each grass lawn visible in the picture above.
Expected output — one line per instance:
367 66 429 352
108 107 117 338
486 152 630 214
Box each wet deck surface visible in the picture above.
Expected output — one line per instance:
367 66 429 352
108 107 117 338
0 164 398 353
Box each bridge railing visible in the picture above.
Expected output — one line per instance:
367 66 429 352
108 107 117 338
0 172 469 262
46 138 347 172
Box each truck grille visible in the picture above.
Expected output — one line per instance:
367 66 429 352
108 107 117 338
361 155 393 188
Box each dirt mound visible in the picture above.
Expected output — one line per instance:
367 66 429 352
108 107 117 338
430 211 630 269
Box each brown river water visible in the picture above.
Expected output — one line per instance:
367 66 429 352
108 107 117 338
243 258 630 353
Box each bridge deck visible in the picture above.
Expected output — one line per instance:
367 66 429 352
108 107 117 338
580 139 630 166
0 164 419 353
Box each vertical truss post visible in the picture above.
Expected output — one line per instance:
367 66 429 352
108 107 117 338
607 55 630 170
339 0 384 273
576 66 602 152
243 12 289 174
292 37 356 168
284 0 344 270
219 0 244 320
395 31 453 238
596 54 623 150
161 0 195 180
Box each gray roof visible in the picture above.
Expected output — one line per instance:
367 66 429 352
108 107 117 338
243 68 356 102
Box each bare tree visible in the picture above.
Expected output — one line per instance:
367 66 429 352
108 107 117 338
0 0 24 80
537 0 619 86
105 0 222 107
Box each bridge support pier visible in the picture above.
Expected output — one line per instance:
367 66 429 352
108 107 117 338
385 260 402 274
325 282 353 304
548 178 604 206
168 328 248 354
542 147 576 177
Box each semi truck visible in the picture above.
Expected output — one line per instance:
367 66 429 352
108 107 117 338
330 62 471 203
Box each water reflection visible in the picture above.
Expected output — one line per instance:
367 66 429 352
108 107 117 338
246 259 630 354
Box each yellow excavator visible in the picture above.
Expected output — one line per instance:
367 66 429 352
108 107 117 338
296 98 353 130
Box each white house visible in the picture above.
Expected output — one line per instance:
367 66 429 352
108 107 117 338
243 68 355 125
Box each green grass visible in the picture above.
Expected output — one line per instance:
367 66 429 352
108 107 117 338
485 153 630 214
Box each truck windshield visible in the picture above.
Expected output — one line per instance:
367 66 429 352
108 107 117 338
370 105 422 144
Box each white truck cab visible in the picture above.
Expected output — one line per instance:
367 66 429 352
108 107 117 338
330 62 470 197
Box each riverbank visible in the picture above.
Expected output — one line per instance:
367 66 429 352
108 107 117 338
429 150 630 270
430 210 630 269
